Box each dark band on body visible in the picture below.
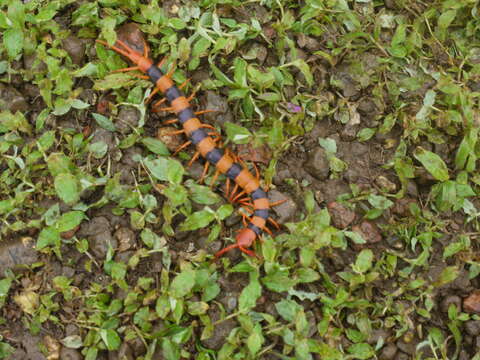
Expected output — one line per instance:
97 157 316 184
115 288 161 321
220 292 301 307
178 108 195 124
251 188 267 200
147 65 163 83
254 209 269 220
226 163 242 180
205 149 223 165
248 223 262 235
165 86 182 102
190 129 208 145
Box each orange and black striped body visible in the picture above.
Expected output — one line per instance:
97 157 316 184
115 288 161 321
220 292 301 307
145 64 269 253
97 37 270 256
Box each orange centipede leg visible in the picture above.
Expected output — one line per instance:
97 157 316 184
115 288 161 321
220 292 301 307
231 190 247 203
268 217 281 230
146 87 161 103
188 151 201 167
263 226 273 237
199 162 210 184
151 98 167 112
113 65 140 73
195 109 217 116
269 199 287 207
173 141 192 155
239 247 256 257
163 118 178 125
167 60 177 78
209 169 221 188
186 88 199 102
238 199 254 209
154 106 175 113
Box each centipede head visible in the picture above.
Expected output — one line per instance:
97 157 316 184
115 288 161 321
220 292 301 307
235 228 257 248
214 228 258 259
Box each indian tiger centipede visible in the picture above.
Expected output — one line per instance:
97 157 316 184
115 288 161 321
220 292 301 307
96 28 282 258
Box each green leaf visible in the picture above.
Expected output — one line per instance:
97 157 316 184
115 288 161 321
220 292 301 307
35 1 60 22
73 62 98 77
163 184 188 207
100 16 117 46
352 249 373 274
92 113 116 132
140 228 165 249
347 343 375 359
47 153 74 176
93 73 136 91
357 128 376 142
55 211 84 232
54 173 80 205
170 269 196 298
130 211 145 230
141 137 170 156
61 335 83 349
238 273 261 312
413 147 449 182
144 158 184 184
247 324 264 355
276 299 302 322
37 227 61 250
0 342 14 358
99 329 121 351
89 141 108 159
3 28 23 59
162 338 180 360
84 347 98 360
186 182 220 205
37 130 56 151
296 268 320 283
180 209 215 231
187 301 209 315
225 122 252 144
434 266 459 287
290 59 313 87
262 269 296 292
437 9 456 29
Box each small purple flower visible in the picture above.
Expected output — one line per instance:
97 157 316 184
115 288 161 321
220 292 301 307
286 102 302 113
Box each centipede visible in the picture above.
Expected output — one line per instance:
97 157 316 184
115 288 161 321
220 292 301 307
96 25 281 258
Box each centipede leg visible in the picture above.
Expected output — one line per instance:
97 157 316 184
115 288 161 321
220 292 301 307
167 60 177 78
242 214 249 227
269 199 287 207
154 105 175 113
195 109 217 116
199 162 210 184
263 226 273 237
163 118 179 125
239 247 256 257
151 98 167 112
112 65 140 73
209 169 221 188
173 140 192 155
268 217 281 230
231 190 247 203
188 151 201 167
